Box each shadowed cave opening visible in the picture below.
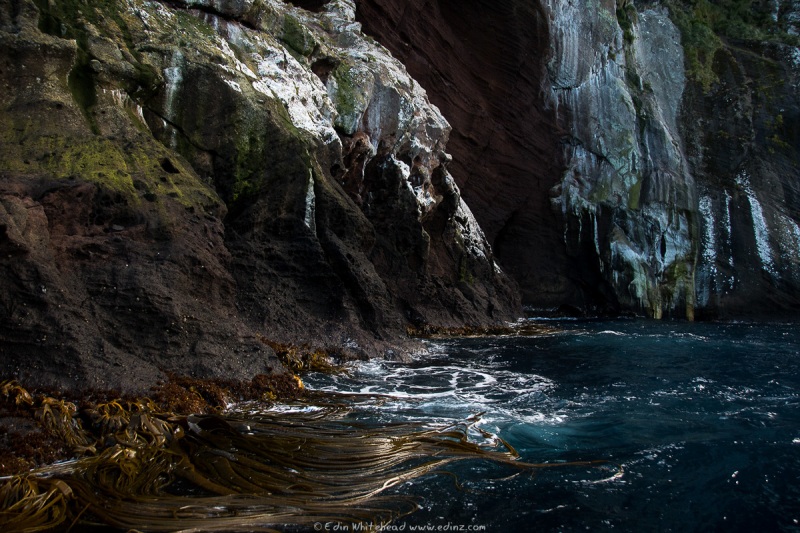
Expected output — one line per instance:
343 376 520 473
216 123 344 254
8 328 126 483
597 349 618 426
283 0 328 13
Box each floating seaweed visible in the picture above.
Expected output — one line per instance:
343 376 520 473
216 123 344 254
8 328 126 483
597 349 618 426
0 380 619 531
259 338 346 375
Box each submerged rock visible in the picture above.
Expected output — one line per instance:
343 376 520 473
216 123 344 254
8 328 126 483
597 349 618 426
0 0 519 392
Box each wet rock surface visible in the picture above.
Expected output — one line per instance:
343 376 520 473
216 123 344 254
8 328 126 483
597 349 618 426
688 37 800 319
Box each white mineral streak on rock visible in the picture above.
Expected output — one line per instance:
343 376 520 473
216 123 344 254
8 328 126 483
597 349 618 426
304 168 316 232
545 2 694 316
163 50 183 120
223 79 242 92
723 190 734 265
609 226 649 306
163 50 183 148
699 195 718 273
776 212 800 283
697 188 737 302
134 103 147 126
104 88 149 130
107 88 126 107
697 193 718 306
736 171 778 277
718 190 737 291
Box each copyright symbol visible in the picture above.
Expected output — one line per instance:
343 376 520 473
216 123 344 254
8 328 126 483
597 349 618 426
314 523 323 531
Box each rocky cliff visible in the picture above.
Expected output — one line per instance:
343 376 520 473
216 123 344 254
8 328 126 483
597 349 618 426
678 1 800 318
357 0 800 320
0 0 520 392
3 0 800 391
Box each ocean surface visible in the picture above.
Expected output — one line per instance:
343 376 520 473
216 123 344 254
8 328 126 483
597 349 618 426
304 319 800 532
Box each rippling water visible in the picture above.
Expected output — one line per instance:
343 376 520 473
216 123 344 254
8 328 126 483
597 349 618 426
304 319 800 532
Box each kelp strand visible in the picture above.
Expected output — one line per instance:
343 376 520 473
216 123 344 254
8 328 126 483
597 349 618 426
0 381 620 531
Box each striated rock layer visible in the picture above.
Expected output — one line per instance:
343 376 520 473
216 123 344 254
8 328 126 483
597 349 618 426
357 0 800 320
0 0 520 392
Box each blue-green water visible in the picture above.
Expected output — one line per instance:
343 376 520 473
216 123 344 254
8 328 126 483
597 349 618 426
306 320 800 532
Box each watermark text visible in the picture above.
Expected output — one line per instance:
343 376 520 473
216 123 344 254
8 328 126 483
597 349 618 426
313 521 487 532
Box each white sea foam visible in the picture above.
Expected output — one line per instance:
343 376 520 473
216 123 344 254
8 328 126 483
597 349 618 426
305 355 561 426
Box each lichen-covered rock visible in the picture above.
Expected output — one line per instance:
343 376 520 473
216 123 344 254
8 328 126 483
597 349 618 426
544 0 800 319
0 0 519 392
546 2 697 318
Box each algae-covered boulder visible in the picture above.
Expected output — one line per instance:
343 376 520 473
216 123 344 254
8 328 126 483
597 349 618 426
0 0 519 392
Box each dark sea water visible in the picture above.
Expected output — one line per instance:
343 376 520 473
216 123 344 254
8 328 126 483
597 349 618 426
305 319 800 532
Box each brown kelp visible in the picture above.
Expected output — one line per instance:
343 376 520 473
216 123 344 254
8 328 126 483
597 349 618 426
0 380 618 531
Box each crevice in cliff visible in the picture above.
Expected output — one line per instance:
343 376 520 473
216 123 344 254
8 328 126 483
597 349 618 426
67 52 100 135
142 106 206 158
159 1 259 31
281 0 329 13
310 56 340 85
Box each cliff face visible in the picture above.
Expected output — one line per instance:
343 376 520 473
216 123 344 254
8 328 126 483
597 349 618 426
680 3 800 319
3 0 799 390
357 0 800 319
0 0 519 391
547 1 696 318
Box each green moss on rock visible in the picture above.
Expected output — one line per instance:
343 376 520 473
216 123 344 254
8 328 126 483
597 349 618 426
666 0 799 91
628 178 643 210
616 2 638 45
282 14 316 57
329 63 370 133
